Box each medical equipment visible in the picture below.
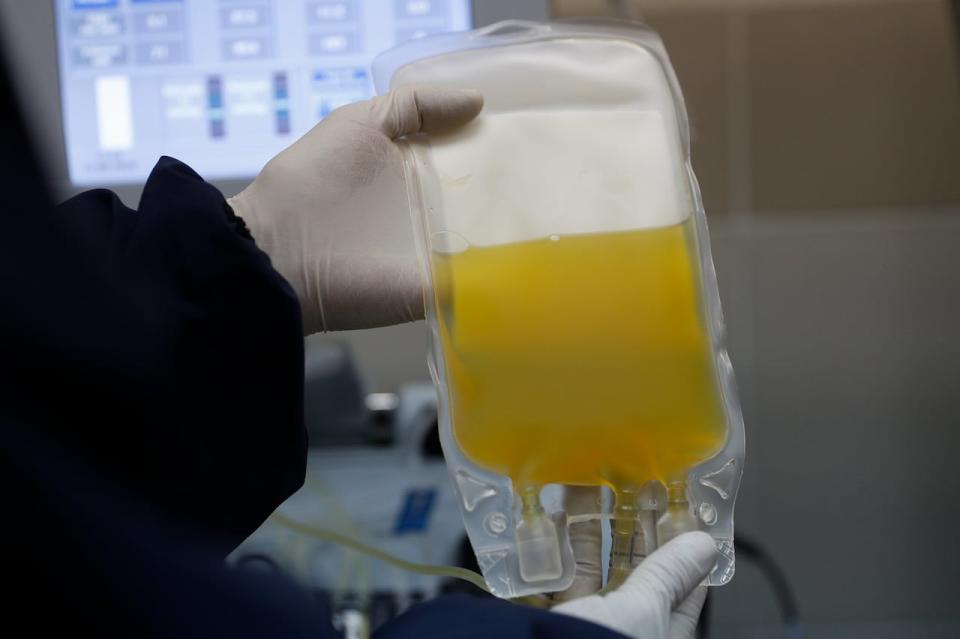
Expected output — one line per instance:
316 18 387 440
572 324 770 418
374 20 746 598
51 0 473 186
230 375 490 632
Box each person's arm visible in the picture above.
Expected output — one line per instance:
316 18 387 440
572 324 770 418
6 156 307 551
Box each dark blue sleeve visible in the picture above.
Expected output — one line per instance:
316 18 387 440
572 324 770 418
378 595 626 639
2 418 334 638
13 156 307 551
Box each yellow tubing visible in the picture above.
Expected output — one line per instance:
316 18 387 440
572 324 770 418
302 480 371 598
270 512 490 593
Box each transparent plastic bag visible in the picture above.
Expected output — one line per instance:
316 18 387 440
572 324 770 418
373 20 745 598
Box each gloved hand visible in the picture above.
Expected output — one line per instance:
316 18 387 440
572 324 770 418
228 86 483 334
551 487 718 639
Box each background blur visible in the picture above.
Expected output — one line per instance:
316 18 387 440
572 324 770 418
3 0 959 637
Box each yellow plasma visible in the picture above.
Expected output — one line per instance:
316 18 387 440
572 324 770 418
433 221 727 488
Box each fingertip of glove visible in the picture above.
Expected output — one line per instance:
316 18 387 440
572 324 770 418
664 531 720 570
452 87 484 107
422 85 481 103
415 86 483 132
446 92 483 122
459 90 484 119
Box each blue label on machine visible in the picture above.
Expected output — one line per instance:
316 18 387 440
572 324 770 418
393 488 437 534
73 0 119 8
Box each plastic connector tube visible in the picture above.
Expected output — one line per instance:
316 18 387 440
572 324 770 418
515 485 563 583
606 486 644 590
656 481 698 544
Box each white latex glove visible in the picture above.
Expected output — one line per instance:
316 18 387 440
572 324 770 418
553 531 718 639
228 86 483 334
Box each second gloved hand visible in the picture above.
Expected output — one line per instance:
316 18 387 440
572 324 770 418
553 531 719 639
228 86 483 334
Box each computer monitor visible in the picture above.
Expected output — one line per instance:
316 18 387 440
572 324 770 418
52 0 472 186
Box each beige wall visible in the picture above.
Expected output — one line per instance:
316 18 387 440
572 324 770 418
554 0 960 215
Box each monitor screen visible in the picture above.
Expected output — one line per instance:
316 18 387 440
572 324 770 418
54 0 472 186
